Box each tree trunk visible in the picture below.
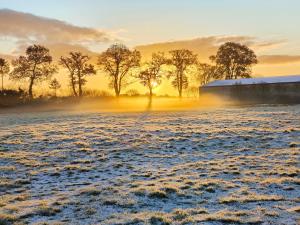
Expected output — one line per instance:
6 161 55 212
179 73 183 98
117 77 122 97
28 78 34 99
78 71 82 97
115 64 120 97
71 75 78 96
114 77 119 97
149 87 153 97
78 84 82 97
179 88 182 98
115 89 119 97
114 85 120 97
149 82 153 97
72 83 77 96
147 96 152 110
30 63 37 99
1 74 3 92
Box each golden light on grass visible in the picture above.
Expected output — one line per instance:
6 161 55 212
70 94 232 113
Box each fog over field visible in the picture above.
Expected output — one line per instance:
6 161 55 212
0 104 299 224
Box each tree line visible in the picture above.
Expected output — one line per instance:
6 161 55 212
0 42 257 99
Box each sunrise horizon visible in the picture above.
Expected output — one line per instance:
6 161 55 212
0 2 299 225
0 0 300 96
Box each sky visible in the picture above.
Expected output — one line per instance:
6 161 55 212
0 0 300 95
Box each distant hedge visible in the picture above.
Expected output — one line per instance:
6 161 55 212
0 89 26 107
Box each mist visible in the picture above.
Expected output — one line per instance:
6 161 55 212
0 95 236 115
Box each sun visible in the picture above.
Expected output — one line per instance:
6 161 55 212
151 80 158 88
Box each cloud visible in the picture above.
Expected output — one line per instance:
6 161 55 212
12 42 97 59
45 43 100 64
259 55 300 64
253 41 286 51
0 9 114 46
136 36 285 62
0 53 15 61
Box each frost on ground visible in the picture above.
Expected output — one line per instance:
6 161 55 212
0 105 299 225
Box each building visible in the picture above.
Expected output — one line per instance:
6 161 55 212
200 75 300 104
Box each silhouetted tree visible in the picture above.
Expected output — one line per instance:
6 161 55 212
212 42 258 80
10 45 57 99
168 49 197 97
195 63 214 86
60 52 96 97
0 58 10 91
187 86 199 98
83 89 112 97
0 89 25 107
195 62 225 86
49 78 61 97
126 89 140 96
98 44 141 97
60 55 77 96
137 52 167 97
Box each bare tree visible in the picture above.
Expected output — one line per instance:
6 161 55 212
126 89 140 97
168 49 197 97
0 58 10 91
137 52 167 97
60 55 77 96
49 78 61 97
98 44 141 97
212 42 258 80
60 52 96 97
10 45 57 99
187 86 199 98
195 63 221 86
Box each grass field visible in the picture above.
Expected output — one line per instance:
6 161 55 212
0 105 299 224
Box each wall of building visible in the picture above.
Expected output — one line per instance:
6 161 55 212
200 82 300 104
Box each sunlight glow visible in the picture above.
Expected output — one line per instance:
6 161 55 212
151 81 158 88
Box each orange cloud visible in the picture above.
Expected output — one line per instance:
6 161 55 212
135 36 285 62
0 53 15 61
258 55 300 64
11 42 98 64
0 9 115 47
